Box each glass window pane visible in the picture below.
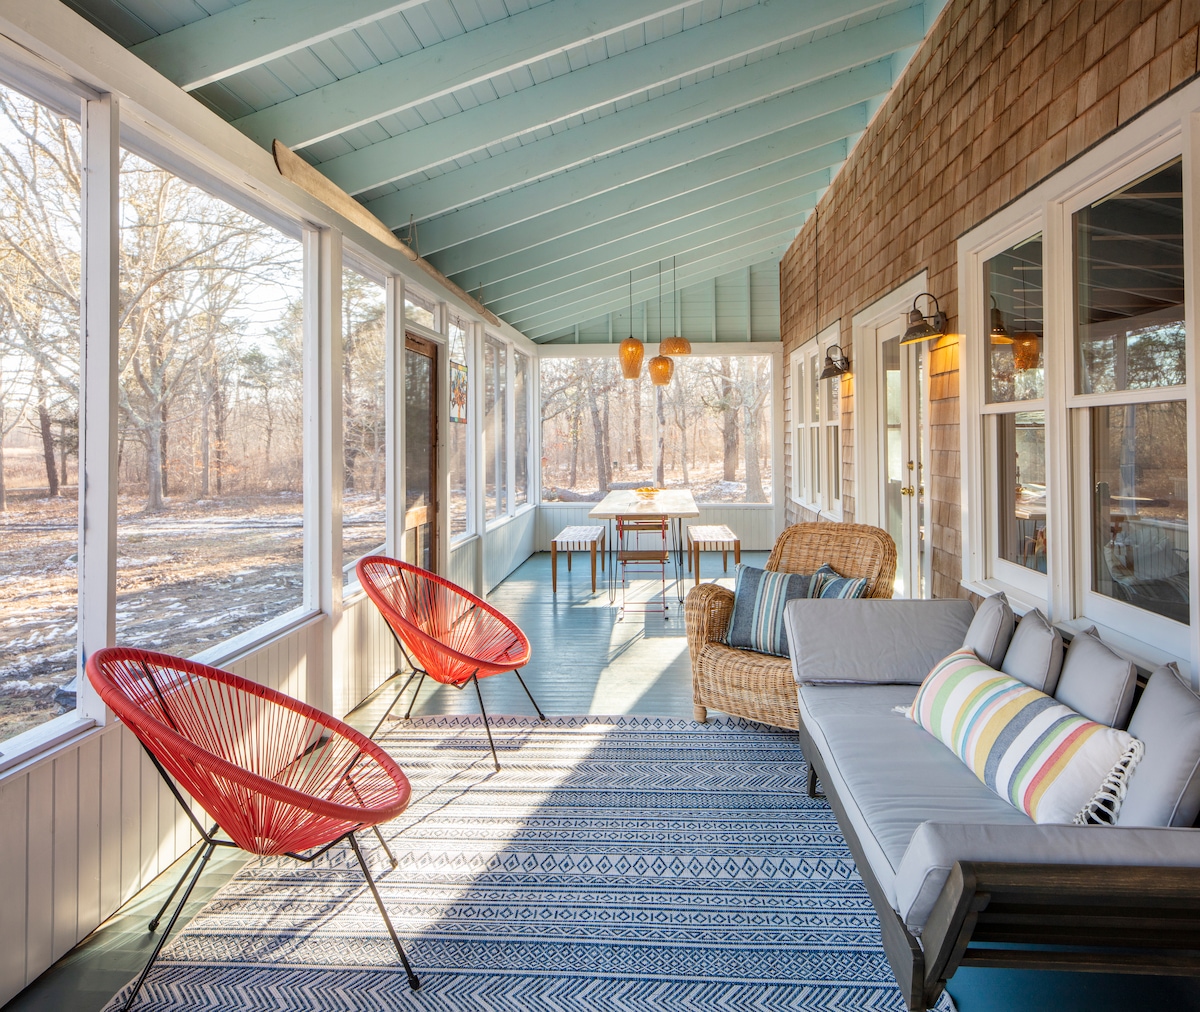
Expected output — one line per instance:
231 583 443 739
1075 159 1184 393
514 350 529 507
342 269 387 585
809 353 819 422
1091 400 1189 623
485 337 507 519
116 151 305 657
448 316 470 540
985 234 1044 402
404 289 436 329
539 354 772 503
0 87 81 741
995 411 1046 572
827 424 840 502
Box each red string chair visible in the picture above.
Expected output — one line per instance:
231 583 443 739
357 556 544 770
85 646 420 1011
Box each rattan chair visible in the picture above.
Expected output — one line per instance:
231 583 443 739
685 523 897 730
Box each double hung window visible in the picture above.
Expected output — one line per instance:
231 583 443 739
791 328 841 516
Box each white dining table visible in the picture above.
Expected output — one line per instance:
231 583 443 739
588 489 700 604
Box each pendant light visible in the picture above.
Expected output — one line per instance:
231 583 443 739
648 261 674 385
1011 273 1041 371
619 270 644 378
660 256 691 355
989 295 1013 344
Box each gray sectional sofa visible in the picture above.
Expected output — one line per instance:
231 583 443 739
783 597 1200 1012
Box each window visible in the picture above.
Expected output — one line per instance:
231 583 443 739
791 330 841 515
115 150 305 657
962 133 1195 668
514 349 530 507
540 353 774 503
342 268 387 585
484 335 508 520
1075 160 1187 627
0 84 81 742
983 234 1046 580
404 288 436 330
448 315 471 540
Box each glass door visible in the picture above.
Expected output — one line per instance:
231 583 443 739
404 333 438 571
879 329 928 598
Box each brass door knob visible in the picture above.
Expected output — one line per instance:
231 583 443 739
900 485 915 496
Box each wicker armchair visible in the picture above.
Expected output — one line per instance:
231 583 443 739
685 523 897 729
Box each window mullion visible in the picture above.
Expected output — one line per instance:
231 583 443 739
1043 197 1073 623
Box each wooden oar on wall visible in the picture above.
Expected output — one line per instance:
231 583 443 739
272 139 500 328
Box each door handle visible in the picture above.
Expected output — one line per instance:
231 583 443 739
900 485 915 496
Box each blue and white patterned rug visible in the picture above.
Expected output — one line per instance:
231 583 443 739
107 715 954 1011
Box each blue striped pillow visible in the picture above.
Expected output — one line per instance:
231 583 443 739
725 565 825 657
815 563 870 599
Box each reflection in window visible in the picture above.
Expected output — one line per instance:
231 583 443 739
448 316 470 539
1092 401 1189 623
540 355 773 503
1075 159 1184 393
485 336 508 520
404 289 436 330
985 234 1043 402
0 86 81 741
116 151 305 656
514 350 529 507
342 269 387 585
995 411 1046 572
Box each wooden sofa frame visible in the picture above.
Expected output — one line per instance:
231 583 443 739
796 719 1200 1010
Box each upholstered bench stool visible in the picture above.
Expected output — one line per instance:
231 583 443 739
687 524 741 587
551 525 606 593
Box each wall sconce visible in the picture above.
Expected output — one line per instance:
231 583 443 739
818 344 850 380
989 295 1013 344
900 292 949 345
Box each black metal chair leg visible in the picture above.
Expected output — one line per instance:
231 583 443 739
348 833 420 990
471 673 500 771
512 669 545 720
372 824 398 868
403 671 427 720
369 668 419 738
122 841 216 1012
148 825 217 931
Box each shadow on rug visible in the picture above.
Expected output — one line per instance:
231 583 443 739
105 715 954 1011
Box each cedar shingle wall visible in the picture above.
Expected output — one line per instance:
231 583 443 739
781 0 1200 599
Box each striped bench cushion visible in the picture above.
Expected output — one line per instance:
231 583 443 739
688 524 739 551
553 526 605 551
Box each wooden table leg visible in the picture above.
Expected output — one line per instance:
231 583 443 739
589 543 597 593
551 542 558 593
693 542 700 588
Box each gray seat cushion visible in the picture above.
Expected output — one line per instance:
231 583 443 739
798 683 1032 910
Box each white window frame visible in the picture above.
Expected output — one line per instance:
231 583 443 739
790 323 843 518
959 83 1200 680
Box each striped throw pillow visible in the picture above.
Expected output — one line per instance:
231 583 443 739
814 563 870 599
725 565 825 657
908 648 1144 825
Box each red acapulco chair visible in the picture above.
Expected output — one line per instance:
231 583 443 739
356 556 544 771
85 646 420 1011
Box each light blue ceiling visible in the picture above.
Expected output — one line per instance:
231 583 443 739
65 0 944 342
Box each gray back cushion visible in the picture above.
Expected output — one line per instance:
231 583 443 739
1000 608 1063 694
1119 664 1200 827
1054 627 1137 728
961 592 1015 669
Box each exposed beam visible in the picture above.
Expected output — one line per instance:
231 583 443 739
489 195 817 318
310 0 896 179
509 225 801 335
483 185 822 315
346 8 920 203
128 0 429 91
428 108 862 277
523 245 792 342
232 0 703 149
414 84 870 262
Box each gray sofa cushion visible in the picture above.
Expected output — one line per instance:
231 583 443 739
797 683 1031 909
896 821 1200 934
1000 608 1063 694
962 592 1014 668
785 598 975 685
1053 626 1138 728
1118 664 1200 827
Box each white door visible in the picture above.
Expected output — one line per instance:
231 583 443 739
878 321 929 598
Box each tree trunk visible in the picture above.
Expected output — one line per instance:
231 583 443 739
601 388 611 483
200 370 211 497
569 405 580 487
212 363 227 495
654 386 666 486
159 402 169 498
743 402 766 503
36 367 59 497
58 419 68 489
0 380 7 513
145 416 164 511
721 359 738 481
633 386 644 470
587 389 608 493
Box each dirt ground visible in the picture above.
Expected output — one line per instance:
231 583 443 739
0 489 385 742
